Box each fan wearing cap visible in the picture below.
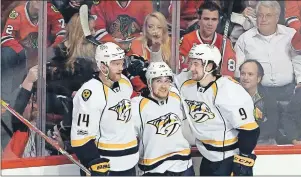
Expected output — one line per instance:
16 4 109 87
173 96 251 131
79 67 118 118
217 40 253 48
71 42 138 176
175 44 260 176
131 62 194 176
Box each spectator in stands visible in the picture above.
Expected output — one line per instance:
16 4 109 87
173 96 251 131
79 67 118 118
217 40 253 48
282 88 301 145
168 0 204 36
239 60 279 145
129 11 171 65
179 1 236 77
90 0 153 52
1 1 66 69
230 0 257 43
234 1 301 102
2 65 69 159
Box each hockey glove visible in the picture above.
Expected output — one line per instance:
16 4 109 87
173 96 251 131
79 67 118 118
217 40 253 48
232 153 256 176
127 55 147 77
87 158 110 176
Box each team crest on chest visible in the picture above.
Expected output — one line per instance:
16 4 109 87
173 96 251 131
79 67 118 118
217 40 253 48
109 99 131 123
185 100 215 123
147 113 181 137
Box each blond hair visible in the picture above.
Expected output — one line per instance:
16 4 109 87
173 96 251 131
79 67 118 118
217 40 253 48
140 11 171 65
65 13 96 72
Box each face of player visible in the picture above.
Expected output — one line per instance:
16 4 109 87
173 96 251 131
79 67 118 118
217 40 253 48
89 19 96 36
189 59 205 81
108 59 124 82
151 76 172 100
240 62 261 92
146 16 163 41
199 10 219 37
256 5 279 35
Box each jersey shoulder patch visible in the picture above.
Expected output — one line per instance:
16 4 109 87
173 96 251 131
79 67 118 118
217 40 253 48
82 89 92 101
51 5 59 13
93 0 100 5
9 10 19 19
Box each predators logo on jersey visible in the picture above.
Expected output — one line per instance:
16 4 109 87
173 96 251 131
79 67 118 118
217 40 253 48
109 99 132 123
147 113 181 137
185 100 215 123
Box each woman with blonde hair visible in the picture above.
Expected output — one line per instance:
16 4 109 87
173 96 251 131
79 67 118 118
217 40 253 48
128 11 171 65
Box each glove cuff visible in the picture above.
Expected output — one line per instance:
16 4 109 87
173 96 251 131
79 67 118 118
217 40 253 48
88 158 110 174
234 154 255 167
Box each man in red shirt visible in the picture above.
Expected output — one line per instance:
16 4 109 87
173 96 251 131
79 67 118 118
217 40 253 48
179 1 236 77
90 0 153 52
1 1 66 68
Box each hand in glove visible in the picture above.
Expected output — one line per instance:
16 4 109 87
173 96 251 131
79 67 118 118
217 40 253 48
88 158 110 176
232 153 256 176
127 55 147 77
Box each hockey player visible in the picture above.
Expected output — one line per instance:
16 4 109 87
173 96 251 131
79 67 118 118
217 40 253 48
71 42 139 176
132 62 194 176
175 44 260 176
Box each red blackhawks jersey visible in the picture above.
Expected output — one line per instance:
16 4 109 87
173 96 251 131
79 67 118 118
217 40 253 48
285 1 301 31
1 2 66 53
169 0 204 29
91 0 153 43
179 30 236 77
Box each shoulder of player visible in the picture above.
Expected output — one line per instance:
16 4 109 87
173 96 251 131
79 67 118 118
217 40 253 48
216 77 252 105
75 79 104 103
175 71 196 90
119 74 133 89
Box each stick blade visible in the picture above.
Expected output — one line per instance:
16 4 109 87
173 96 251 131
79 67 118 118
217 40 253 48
79 4 91 37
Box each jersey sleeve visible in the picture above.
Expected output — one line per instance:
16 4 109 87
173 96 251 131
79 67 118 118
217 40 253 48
179 35 192 70
70 88 101 148
217 79 259 131
47 3 66 47
285 1 301 31
91 3 115 43
220 39 236 77
1 9 23 53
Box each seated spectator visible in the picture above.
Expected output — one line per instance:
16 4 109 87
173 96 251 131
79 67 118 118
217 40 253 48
90 0 153 52
129 11 171 65
2 66 69 159
167 0 204 36
235 1 301 102
230 0 257 43
282 88 301 145
1 1 66 69
179 1 236 77
239 60 279 145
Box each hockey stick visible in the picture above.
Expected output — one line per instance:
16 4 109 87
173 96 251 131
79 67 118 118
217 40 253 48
220 0 234 72
79 4 101 46
1 99 91 175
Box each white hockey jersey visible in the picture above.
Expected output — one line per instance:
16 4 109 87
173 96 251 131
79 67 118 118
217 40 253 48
132 90 192 174
175 71 258 162
71 75 139 171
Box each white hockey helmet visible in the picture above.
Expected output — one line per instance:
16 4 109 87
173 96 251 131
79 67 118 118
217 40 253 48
145 62 173 84
95 42 125 68
188 44 221 66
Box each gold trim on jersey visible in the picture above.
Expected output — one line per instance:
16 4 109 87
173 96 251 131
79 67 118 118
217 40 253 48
201 137 238 147
169 91 180 101
239 122 259 131
119 78 131 87
71 136 96 147
140 98 150 112
96 139 138 150
212 82 217 97
103 85 109 100
182 80 197 88
140 149 191 165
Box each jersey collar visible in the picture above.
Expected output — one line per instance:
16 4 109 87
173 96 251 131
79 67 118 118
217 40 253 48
93 74 121 92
